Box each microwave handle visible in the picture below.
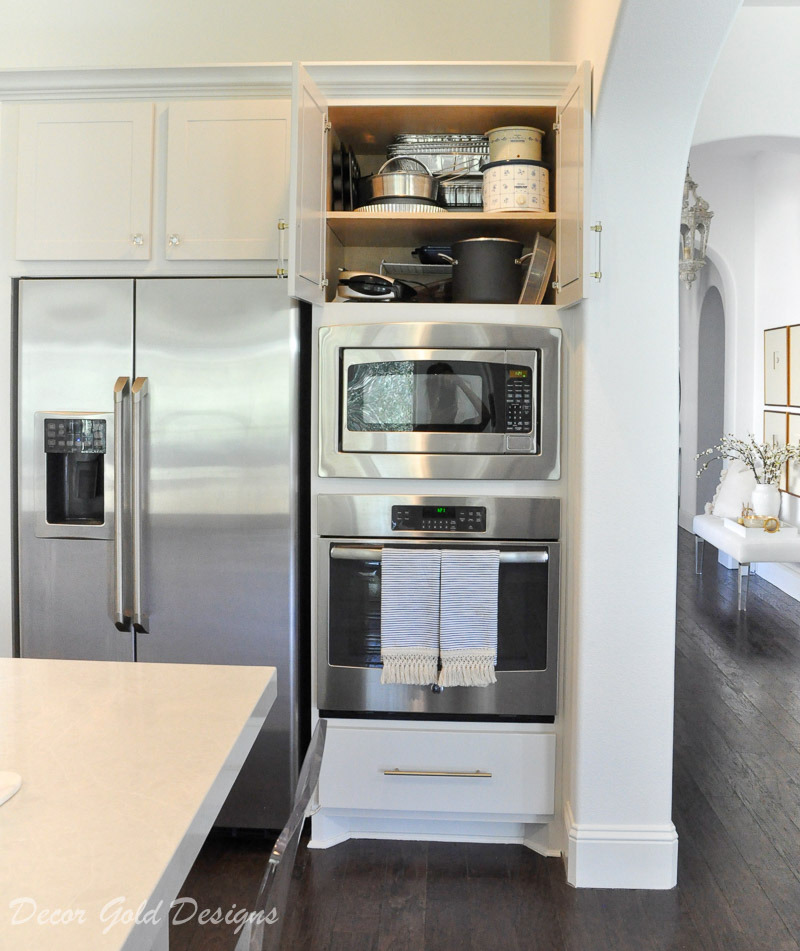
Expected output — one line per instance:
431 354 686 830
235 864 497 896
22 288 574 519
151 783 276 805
329 546 548 564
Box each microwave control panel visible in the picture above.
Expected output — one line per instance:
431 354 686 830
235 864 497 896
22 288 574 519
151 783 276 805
391 505 486 532
505 366 533 433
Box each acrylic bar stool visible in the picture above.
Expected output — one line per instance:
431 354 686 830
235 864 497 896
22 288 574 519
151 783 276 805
234 719 327 951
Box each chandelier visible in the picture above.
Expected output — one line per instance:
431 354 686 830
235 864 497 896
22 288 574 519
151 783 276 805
679 165 713 287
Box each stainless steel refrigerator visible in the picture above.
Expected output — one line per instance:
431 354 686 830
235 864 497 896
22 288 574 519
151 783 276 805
16 277 302 829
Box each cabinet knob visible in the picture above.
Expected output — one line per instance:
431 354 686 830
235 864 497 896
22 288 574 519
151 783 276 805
168 234 180 247
131 233 144 247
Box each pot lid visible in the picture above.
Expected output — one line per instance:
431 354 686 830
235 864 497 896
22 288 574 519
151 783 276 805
453 237 522 244
338 271 395 286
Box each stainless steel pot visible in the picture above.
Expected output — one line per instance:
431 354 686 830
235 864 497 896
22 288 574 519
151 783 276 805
362 156 439 202
437 237 526 304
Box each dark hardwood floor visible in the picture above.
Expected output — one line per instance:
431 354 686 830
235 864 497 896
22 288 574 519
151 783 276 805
170 528 800 950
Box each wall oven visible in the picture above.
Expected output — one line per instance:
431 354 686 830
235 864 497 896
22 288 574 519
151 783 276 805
318 323 561 480
316 494 560 721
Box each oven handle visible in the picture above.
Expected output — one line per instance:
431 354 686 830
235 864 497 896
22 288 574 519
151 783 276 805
329 546 548 564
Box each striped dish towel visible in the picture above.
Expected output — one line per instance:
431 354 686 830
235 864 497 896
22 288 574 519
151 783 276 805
438 549 499 687
380 548 442 685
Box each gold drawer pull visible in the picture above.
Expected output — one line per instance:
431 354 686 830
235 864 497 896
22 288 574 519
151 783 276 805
383 768 492 778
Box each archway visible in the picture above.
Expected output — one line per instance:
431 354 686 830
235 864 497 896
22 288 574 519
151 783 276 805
695 284 726 512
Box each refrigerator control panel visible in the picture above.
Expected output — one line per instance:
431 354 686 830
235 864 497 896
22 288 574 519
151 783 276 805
44 418 106 454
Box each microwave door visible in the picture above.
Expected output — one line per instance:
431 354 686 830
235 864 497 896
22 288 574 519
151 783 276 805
341 348 515 454
414 362 495 432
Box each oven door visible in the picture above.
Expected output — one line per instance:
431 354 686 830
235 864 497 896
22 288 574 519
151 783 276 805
340 348 538 455
316 537 559 721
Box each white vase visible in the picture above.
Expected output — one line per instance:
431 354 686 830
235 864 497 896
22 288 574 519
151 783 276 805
751 482 781 518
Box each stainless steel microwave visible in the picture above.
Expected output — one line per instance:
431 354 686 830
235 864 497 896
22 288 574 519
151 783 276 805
318 322 561 480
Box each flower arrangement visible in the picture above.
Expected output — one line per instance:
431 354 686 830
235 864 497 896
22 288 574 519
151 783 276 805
696 433 800 485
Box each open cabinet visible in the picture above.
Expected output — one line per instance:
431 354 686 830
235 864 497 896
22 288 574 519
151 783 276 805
289 61 591 309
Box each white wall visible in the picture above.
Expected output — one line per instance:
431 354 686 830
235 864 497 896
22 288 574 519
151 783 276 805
557 0 740 888
549 0 622 105
0 0 551 69
694 6 800 147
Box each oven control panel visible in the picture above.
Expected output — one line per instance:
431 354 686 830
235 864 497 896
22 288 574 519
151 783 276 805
391 505 486 532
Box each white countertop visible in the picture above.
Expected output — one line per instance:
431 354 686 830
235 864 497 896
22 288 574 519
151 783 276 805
0 657 277 951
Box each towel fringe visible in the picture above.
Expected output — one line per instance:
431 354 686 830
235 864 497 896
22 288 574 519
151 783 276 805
438 650 497 688
381 650 439 686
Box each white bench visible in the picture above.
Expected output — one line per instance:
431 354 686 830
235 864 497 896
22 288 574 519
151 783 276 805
693 513 800 610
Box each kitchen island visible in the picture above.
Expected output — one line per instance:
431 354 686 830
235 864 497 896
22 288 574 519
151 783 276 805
0 657 277 951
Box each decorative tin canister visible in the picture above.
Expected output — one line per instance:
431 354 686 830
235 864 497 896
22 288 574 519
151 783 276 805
485 126 545 162
482 159 550 213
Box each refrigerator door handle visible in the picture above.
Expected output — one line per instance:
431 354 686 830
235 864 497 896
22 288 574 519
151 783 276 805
131 376 149 634
113 377 132 632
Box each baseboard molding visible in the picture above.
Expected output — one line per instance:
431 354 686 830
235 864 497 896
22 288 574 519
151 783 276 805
753 561 800 604
564 801 678 889
678 508 696 532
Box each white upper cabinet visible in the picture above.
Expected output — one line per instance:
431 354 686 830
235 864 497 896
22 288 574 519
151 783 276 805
289 65 329 305
287 62 591 309
165 100 290 261
555 62 591 309
16 102 154 260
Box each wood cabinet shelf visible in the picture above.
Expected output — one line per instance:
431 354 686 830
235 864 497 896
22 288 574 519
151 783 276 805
326 211 557 246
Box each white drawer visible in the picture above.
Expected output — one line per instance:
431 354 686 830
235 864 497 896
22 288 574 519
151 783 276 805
318 724 555 818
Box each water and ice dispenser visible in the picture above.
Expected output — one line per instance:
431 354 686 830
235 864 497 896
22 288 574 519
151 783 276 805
44 418 107 525
34 412 114 539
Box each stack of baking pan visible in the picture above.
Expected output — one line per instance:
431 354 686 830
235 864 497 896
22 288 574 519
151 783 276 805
386 134 488 209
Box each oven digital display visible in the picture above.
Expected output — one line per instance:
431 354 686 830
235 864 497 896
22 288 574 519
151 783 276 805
391 505 486 532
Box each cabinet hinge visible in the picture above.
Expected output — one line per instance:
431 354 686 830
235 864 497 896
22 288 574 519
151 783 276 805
323 115 332 134
551 281 562 291
552 121 560 133
321 278 329 288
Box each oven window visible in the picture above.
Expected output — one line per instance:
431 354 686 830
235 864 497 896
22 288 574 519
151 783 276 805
328 547 549 671
346 361 495 433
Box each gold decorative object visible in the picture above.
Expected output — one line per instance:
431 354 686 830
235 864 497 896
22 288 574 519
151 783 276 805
737 505 781 532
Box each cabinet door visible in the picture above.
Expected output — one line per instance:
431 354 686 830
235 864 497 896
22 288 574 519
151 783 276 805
764 327 788 405
555 61 591 309
16 102 153 260
289 64 329 305
165 100 290 261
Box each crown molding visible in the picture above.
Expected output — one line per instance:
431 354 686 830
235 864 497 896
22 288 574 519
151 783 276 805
0 64 292 101
306 61 578 104
0 61 577 104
